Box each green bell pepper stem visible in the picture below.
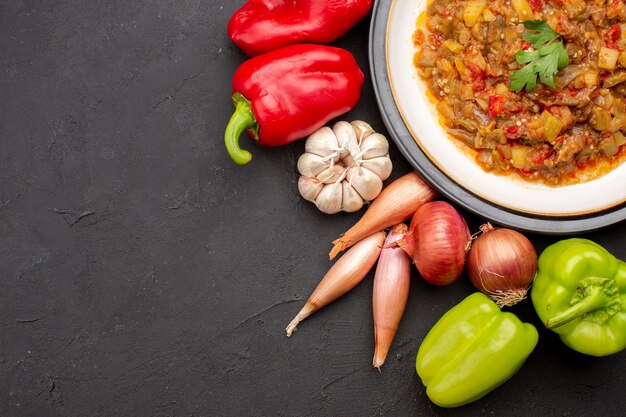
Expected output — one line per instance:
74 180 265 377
546 277 621 329
224 93 258 166
531 238 626 356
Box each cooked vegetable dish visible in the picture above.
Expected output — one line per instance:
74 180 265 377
414 0 626 185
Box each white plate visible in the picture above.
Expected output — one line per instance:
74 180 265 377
386 0 626 216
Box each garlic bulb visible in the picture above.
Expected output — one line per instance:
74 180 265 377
296 120 393 214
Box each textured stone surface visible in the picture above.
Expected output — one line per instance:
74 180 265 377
1 1 625 416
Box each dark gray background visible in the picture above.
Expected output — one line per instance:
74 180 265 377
1 1 625 416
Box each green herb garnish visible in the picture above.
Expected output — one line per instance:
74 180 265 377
509 20 569 92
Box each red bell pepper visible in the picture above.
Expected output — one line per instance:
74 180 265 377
224 44 364 165
228 0 373 56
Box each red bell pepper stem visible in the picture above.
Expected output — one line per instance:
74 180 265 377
224 93 259 165
223 44 363 166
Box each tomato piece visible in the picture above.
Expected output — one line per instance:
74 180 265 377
466 62 485 92
428 32 444 48
505 125 520 139
465 62 484 80
528 0 542 12
531 147 554 166
472 78 485 92
605 25 621 49
488 95 506 118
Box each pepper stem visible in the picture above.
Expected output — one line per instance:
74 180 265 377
546 277 621 329
224 93 259 165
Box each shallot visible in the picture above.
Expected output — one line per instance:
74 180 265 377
329 171 437 260
286 231 386 337
398 201 470 286
466 223 537 307
372 224 411 369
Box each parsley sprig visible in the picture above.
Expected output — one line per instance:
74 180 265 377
509 20 569 92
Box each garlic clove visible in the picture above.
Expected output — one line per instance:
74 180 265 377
298 176 324 202
305 126 341 162
341 182 364 213
315 182 343 214
333 121 360 161
316 164 346 184
347 166 384 202
297 152 330 177
359 133 390 160
351 120 374 144
360 155 393 181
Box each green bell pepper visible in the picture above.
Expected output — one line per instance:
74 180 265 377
531 238 626 357
415 293 538 408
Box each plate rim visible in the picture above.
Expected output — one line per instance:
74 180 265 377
368 0 626 234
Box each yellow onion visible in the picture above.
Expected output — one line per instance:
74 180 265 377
466 223 538 307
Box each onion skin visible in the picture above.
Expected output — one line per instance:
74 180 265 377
467 223 537 307
372 224 411 369
398 201 470 286
329 171 437 260
286 231 386 337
